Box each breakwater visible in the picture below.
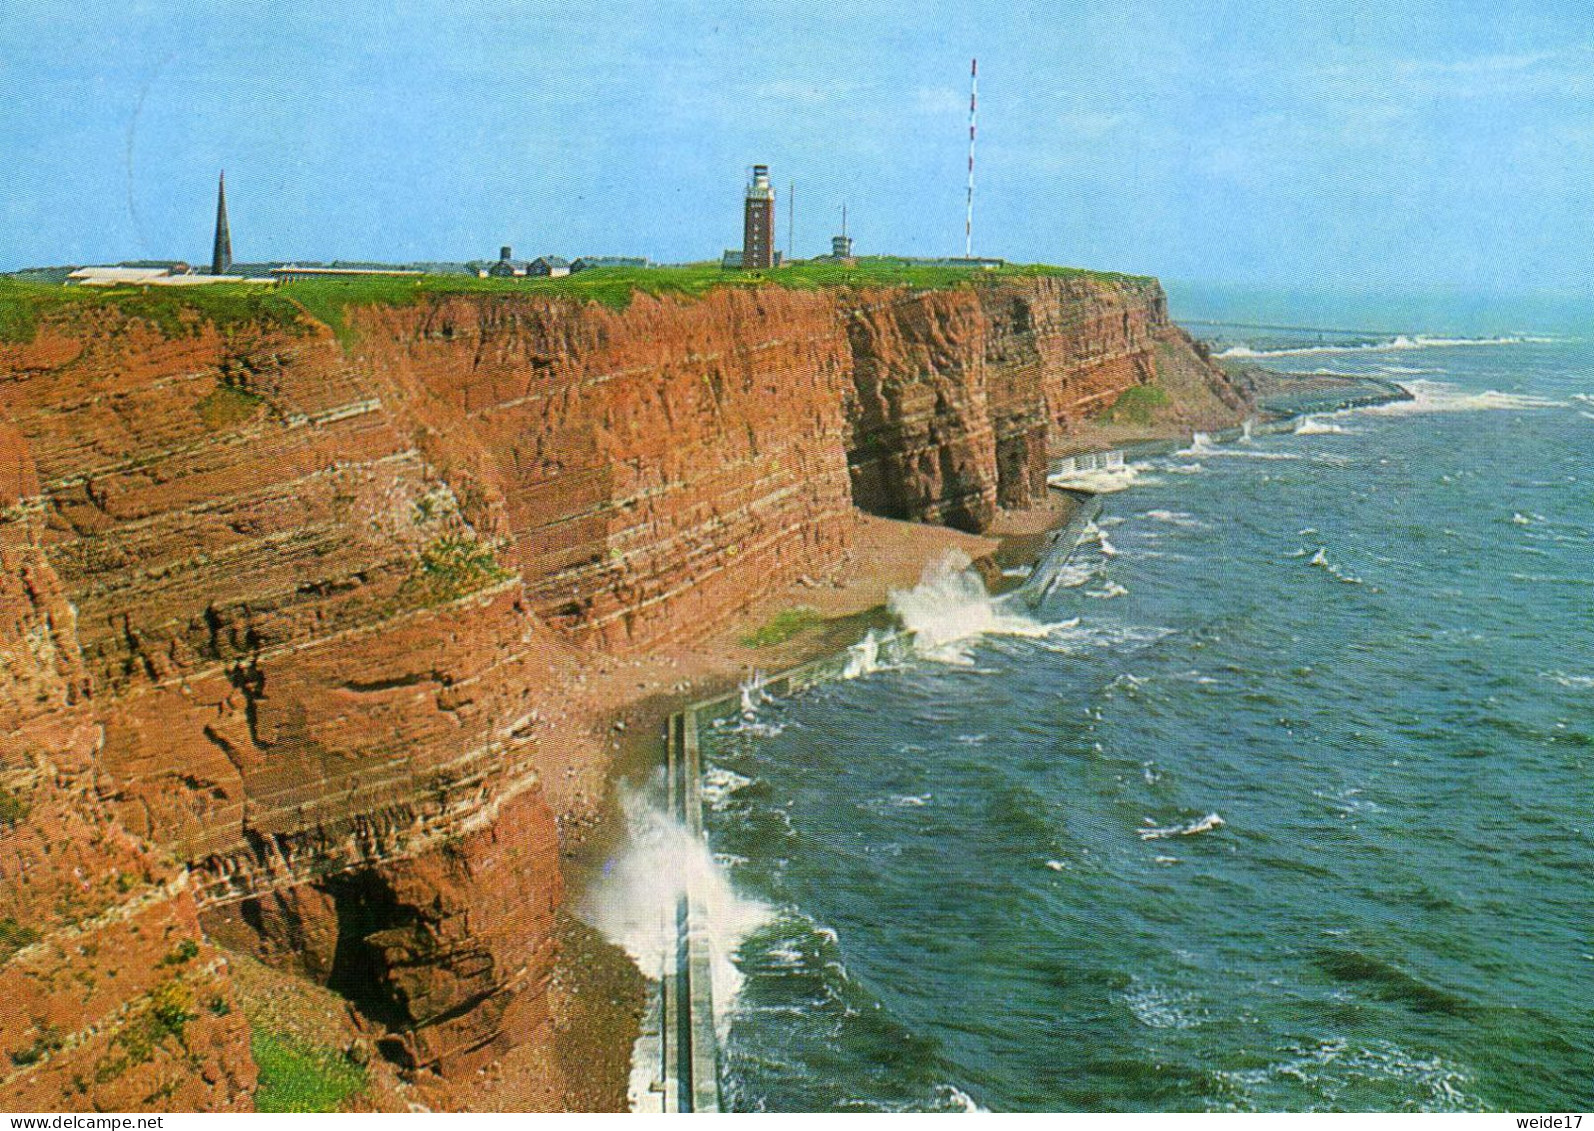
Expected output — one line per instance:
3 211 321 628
629 632 924 1111
629 488 1116 1110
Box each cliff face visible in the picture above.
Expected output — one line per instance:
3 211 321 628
0 274 1240 1109
0 307 568 1092
0 428 254 1110
845 276 1168 531
346 287 857 652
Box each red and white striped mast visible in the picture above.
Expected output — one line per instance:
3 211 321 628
965 57 978 258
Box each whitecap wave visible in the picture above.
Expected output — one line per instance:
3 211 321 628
1040 622 1173 655
843 630 894 679
1047 464 1151 493
1307 547 1363 584
1294 415 1352 435
1360 379 1565 415
1216 334 1527 359
701 766 755 811
1139 812 1225 840
1122 981 1203 1029
739 670 773 716
1543 670 1594 690
1212 1037 1482 1113
1179 432 1301 460
934 1084 988 1113
1142 509 1206 528
1086 580 1129 599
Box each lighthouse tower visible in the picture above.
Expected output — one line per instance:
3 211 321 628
742 165 776 270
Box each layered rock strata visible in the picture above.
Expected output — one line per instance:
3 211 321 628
0 274 1240 1109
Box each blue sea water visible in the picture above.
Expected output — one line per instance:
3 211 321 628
698 329 1594 1112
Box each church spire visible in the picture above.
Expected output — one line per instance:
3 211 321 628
210 171 232 275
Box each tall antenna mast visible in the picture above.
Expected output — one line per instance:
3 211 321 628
788 180 795 263
965 58 978 258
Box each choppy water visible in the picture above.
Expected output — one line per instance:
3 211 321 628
691 330 1594 1111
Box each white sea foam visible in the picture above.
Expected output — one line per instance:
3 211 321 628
1179 432 1301 460
935 1084 988 1113
1138 812 1225 840
843 630 891 679
1294 415 1352 435
583 788 771 1038
887 551 1075 664
1048 464 1149 493
738 670 772 716
1213 1038 1482 1113
1216 334 1527 359
1086 580 1129 599
1040 622 1173 656
1143 509 1205 528
1543 671 1594 690
1360 378 1566 415
1122 981 1203 1029
701 765 755 810
1305 547 1363 585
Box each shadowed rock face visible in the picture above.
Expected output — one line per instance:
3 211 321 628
0 276 1235 1108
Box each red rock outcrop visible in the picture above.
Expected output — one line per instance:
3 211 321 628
0 273 1240 1110
0 430 254 1111
846 275 1171 531
1 300 569 1091
345 288 857 652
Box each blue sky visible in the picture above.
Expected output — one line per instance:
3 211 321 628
2 0 1593 293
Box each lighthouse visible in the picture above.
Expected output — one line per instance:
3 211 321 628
742 165 776 270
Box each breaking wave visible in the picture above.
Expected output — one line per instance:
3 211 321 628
1216 334 1530 359
1139 812 1225 840
1142 509 1205 528
584 788 771 1037
1360 379 1565 415
887 551 1074 664
1295 415 1352 435
1048 463 1152 493
1543 670 1594 690
1180 432 1300 460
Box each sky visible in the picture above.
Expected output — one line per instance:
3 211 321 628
3 0 1594 295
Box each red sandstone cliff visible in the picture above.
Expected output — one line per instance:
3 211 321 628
0 275 1243 1110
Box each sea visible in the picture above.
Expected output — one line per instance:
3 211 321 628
601 307 1594 1112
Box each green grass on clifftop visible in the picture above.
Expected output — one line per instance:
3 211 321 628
2 259 1157 351
0 278 302 344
